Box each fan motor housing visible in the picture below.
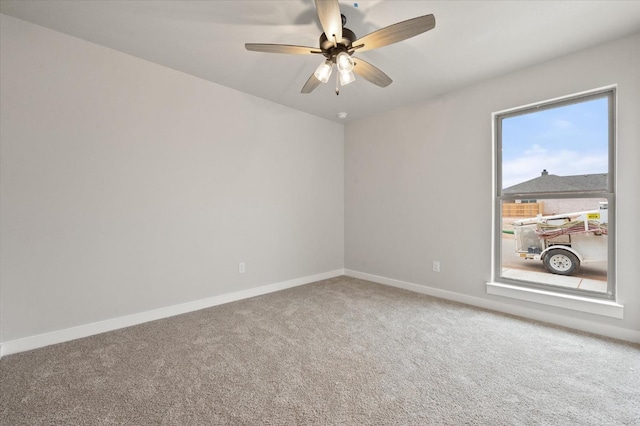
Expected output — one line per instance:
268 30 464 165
319 27 356 58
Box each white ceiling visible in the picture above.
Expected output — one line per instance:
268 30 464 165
2 1 639 123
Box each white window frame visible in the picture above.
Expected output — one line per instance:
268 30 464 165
488 86 621 317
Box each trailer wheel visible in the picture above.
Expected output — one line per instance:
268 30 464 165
543 249 580 275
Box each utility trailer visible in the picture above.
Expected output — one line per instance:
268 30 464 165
512 202 608 275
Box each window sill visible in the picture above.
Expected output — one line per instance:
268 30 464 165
486 282 623 319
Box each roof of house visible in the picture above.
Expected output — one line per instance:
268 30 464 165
503 170 608 194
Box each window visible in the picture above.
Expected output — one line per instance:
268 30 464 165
493 88 615 300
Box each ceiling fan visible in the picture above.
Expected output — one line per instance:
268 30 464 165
245 0 435 95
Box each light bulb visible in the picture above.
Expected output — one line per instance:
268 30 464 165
336 52 354 73
339 70 355 86
314 60 333 83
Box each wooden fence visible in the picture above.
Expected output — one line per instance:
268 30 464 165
502 202 543 217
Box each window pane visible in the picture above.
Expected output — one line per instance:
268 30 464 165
501 97 609 193
500 198 608 294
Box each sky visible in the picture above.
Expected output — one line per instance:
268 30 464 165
501 96 609 189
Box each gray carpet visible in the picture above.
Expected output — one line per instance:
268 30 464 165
1 276 639 425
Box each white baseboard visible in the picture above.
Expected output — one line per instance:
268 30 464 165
345 269 640 344
0 269 345 358
4 268 636 358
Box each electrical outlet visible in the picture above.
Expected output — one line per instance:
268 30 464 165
432 261 440 273
238 262 246 274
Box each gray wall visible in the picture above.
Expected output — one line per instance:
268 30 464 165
345 33 640 334
2 13 638 346
0 15 344 342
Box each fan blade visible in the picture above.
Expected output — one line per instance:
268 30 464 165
301 72 322 94
245 43 321 55
352 14 435 52
315 0 342 44
352 58 392 87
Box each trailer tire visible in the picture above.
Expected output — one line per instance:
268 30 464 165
543 249 580 276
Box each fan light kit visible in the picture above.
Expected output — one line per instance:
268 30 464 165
245 0 435 95
314 60 333 83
